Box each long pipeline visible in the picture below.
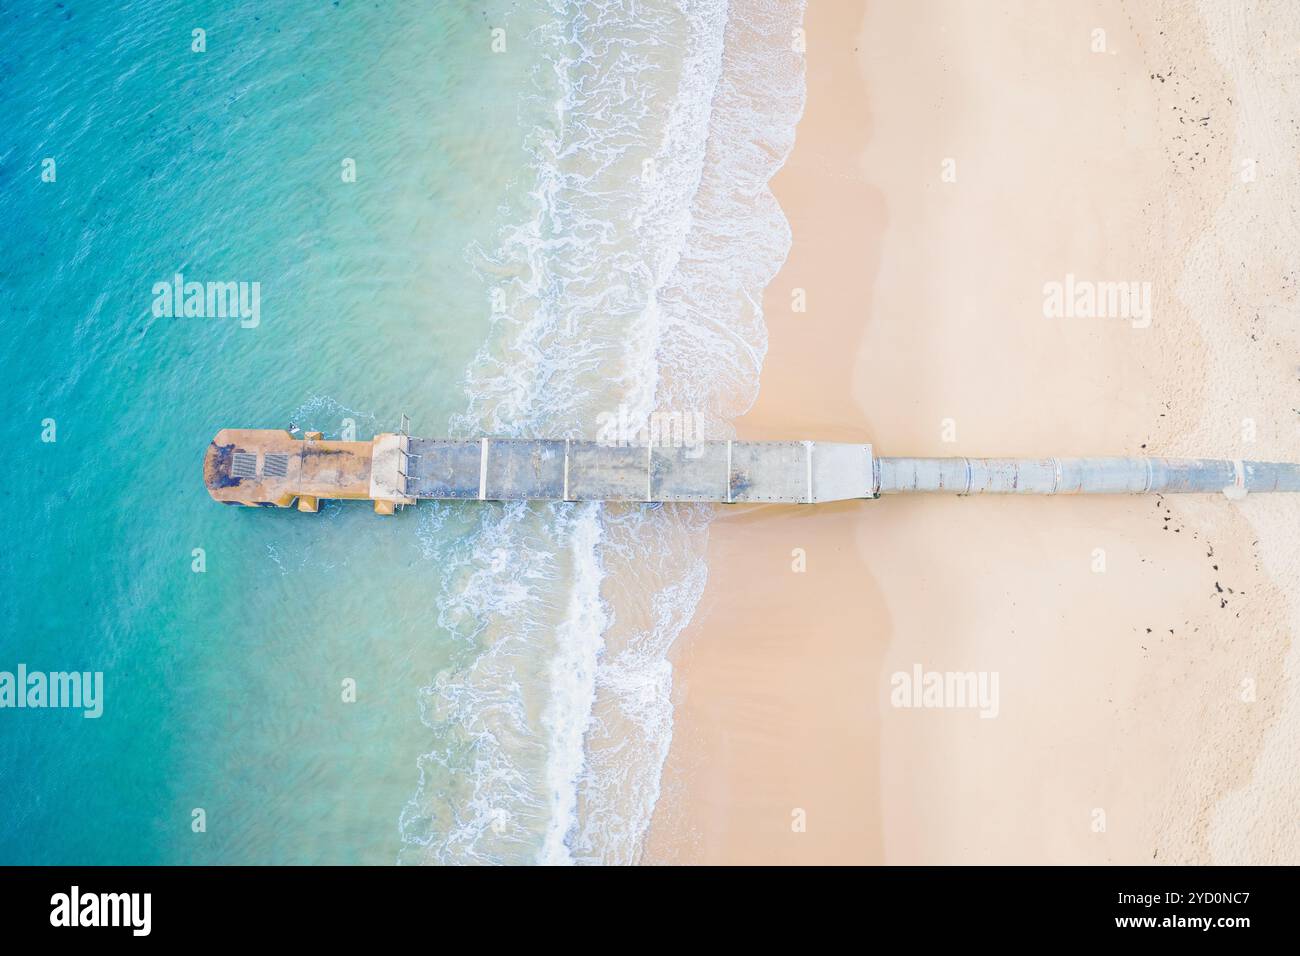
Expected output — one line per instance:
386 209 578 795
874 456 1300 496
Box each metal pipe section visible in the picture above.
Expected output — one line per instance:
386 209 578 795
874 457 1300 495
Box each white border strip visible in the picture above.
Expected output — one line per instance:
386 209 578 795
563 439 571 501
804 441 814 504
646 442 654 502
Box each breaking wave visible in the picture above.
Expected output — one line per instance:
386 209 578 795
399 0 807 865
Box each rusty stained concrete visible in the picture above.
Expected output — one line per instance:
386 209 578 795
204 429 399 512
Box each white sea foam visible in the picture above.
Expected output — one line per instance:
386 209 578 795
401 0 807 865
538 505 607 864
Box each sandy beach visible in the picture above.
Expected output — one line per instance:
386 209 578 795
645 0 1300 865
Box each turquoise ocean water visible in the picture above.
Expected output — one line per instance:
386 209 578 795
0 0 805 864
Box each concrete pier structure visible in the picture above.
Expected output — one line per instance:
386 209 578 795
875 456 1300 496
204 429 1300 513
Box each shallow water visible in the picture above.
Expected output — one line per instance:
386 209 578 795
0 0 805 865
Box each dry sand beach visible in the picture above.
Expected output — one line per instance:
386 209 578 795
645 0 1300 864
